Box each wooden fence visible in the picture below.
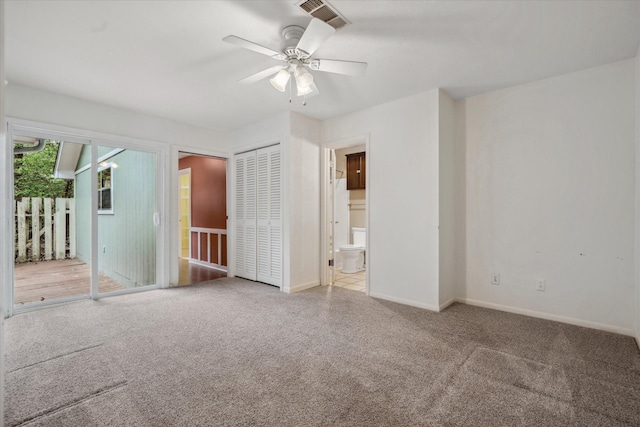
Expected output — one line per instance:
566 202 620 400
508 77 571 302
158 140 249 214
14 197 76 263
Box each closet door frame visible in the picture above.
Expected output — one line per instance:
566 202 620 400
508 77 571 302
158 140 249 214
232 143 283 288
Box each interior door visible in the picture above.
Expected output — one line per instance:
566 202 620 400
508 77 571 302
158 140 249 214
328 149 336 285
234 151 257 281
256 145 281 287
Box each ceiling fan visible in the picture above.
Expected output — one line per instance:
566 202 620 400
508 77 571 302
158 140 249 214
223 18 367 104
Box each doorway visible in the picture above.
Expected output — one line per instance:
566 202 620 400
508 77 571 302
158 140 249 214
321 139 369 294
177 152 227 286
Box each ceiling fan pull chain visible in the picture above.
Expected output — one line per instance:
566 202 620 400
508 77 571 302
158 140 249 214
303 94 307 106
288 76 292 103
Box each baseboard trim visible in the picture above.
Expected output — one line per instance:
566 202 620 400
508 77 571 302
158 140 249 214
369 291 439 312
286 281 320 294
439 298 456 311
188 259 227 272
456 297 635 337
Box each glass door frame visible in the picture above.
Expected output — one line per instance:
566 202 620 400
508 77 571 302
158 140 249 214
5 120 167 316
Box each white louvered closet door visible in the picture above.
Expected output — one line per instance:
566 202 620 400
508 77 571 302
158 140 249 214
256 145 282 287
234 151 257 281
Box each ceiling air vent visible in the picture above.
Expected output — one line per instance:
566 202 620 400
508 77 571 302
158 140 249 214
297 0 350 30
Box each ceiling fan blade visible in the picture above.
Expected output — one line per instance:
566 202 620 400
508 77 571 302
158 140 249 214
238 65 284 84
296 18 336 57
222 35 283 59
313 59 367 76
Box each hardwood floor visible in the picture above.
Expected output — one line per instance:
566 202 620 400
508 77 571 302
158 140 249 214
13 259 124 306
178 258 226 286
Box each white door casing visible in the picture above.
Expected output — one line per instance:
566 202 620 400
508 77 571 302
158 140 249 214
234 145 282 286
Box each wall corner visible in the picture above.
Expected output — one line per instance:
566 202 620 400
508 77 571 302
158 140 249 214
635 44 640 343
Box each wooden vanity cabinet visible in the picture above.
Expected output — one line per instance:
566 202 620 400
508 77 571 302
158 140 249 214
346 152 366 190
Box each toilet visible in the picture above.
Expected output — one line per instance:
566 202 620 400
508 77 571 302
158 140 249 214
339 227 366 273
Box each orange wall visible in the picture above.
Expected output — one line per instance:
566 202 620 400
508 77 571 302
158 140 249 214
179 155 227 265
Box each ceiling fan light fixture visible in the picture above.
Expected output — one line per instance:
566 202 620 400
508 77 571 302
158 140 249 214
270 69 291 92
297 84 314 96
294 66 314 89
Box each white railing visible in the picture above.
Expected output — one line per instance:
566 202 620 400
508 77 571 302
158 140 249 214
15 197 76 263
190 227 227 271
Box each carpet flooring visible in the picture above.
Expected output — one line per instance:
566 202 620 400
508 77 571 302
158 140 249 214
4 277 640 426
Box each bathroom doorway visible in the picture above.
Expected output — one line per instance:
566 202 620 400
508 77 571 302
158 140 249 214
321 138 369 294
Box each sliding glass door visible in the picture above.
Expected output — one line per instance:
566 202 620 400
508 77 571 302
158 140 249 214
96 145 157 294
9 123 163 314
12 137 91 308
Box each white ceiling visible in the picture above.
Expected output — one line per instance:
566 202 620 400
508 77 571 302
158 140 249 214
6 1 640 133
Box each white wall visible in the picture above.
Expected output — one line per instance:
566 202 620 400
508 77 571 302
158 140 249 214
461 59 637 335
636 45 640 345
322 90 441 311
227 112 289 154
6 84 228 151
0 0 6 423
289 112 321 292
438 90 456 308
453 99 467 306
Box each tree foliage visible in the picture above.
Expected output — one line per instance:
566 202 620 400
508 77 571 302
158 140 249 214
14 140 74 200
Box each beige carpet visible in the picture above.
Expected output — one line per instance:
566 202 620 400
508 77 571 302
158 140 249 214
4 277 640 426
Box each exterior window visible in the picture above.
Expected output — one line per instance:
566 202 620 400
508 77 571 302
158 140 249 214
98 165 113 214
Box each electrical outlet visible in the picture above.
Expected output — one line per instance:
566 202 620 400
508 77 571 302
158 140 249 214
536 279 545 292
491 273 500 285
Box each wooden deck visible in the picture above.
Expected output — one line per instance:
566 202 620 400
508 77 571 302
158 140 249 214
13 258 226 306
14 259 124 306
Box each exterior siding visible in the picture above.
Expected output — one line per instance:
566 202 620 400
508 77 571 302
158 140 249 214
75 146 157 288
75 168 91 264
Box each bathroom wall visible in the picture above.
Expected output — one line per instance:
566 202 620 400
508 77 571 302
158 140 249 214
334 178 349 266
335 144 367 231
